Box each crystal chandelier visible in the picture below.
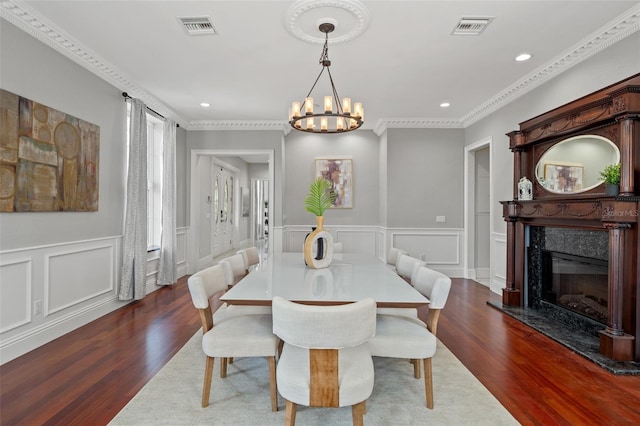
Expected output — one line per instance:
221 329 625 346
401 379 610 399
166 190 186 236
289 23 364 133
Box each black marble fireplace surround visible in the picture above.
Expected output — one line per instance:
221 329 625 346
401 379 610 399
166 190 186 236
529 227 609 336
490 226 639 374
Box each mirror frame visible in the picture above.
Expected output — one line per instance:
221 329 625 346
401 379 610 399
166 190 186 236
535 134 619 195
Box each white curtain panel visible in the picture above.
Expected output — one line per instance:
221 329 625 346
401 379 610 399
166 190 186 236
157 119 177 286
119 98 148 301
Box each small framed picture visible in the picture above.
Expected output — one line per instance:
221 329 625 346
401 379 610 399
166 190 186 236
543 161 583 193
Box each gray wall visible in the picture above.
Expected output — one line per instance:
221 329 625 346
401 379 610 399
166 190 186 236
465 31 640 235
386 128 465 228
284 130 380 226
0 21 126 250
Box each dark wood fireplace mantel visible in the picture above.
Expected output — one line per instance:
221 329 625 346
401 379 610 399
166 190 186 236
501 74 640 362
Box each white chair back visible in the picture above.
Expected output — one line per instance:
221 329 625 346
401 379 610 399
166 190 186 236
413 266 452 310
187 264 227 309
238 246 260 270
218 253 247 286
387 247 408 267
396 254 426 284
272 297 376 349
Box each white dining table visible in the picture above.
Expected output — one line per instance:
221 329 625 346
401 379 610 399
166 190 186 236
220 252 429 308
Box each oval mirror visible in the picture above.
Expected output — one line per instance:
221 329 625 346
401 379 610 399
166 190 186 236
535 135 619 194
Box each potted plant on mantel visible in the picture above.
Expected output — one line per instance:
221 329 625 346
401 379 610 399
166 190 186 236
303 177 336 268
599 163 621 196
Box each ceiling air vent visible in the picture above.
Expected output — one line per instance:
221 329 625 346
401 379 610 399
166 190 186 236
179 17 217 36
451 17 494 35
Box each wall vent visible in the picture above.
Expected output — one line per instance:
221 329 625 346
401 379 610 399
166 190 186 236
179 17 217 36
451 17 494 35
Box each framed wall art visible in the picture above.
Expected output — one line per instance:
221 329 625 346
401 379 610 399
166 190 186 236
543 161 583 193
315 157 352 208
0 89 100 212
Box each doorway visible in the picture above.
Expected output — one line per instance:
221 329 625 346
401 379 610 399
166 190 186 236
189 149 274 274
463 137 492 287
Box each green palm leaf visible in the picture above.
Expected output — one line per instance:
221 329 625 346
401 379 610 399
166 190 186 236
305 177 336 216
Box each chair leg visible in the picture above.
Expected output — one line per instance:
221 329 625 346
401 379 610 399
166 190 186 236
352 400 366 426
277 339 284 358
220 357 228 378
423 358 434 409
229 357 234 364
202 356 214 407
412 359 421 378
285 400 297 426
268 356 278 412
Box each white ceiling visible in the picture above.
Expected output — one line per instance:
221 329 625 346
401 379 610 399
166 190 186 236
3 1 640 134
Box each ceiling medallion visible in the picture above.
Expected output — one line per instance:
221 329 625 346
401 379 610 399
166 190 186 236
289 22 363 133
285 0 370 44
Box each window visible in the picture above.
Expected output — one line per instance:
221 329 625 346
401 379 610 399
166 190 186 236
146 115 163 250
125 102 164 251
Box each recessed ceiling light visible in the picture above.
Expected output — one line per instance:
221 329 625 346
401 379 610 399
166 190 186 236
440 102 451 108
515 53 532 62
200 102 210 107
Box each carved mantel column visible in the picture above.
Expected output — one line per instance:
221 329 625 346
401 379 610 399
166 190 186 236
599 198 638 361
501 201 521 306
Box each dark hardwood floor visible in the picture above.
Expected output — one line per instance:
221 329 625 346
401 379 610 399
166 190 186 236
1 277 639 425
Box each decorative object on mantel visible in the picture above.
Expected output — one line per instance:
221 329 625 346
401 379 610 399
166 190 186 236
303 177 336 268
599 163 621 196
517 176 533 200
289 23 364 133
0 89 99 212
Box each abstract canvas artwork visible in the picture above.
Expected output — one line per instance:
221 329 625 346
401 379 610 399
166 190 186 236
0 89 99 212
315 158 353 208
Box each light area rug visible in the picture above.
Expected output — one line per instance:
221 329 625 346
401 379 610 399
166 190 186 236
109 332 518 425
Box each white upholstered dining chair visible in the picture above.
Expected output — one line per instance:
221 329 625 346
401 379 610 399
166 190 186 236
187 264 278 411
367 266 452 409
395 253 426 285
386 247 409 272
272 296 377 426
376 253 426 318
218 253 248 288
237 246 260 271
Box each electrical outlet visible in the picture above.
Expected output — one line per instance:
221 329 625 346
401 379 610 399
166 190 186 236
34 300 42 315
436 216 446 223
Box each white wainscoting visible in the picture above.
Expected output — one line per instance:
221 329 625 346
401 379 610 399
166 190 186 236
281 226 464 277
0 236 123 364
389 229 464 277
282 225 379 256
0 228 190 365
491 232 507 295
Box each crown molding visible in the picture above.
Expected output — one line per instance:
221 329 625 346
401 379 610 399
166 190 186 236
373 119 464 136
460 3 640 127
3 1 638 133
1 0 189 128
188 120 291 133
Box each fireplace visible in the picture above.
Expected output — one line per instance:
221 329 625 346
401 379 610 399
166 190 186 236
541 250 608 324
500 74 640 363
527 226 611 337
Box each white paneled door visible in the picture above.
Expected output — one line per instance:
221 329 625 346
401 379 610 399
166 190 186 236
212 166 234 257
